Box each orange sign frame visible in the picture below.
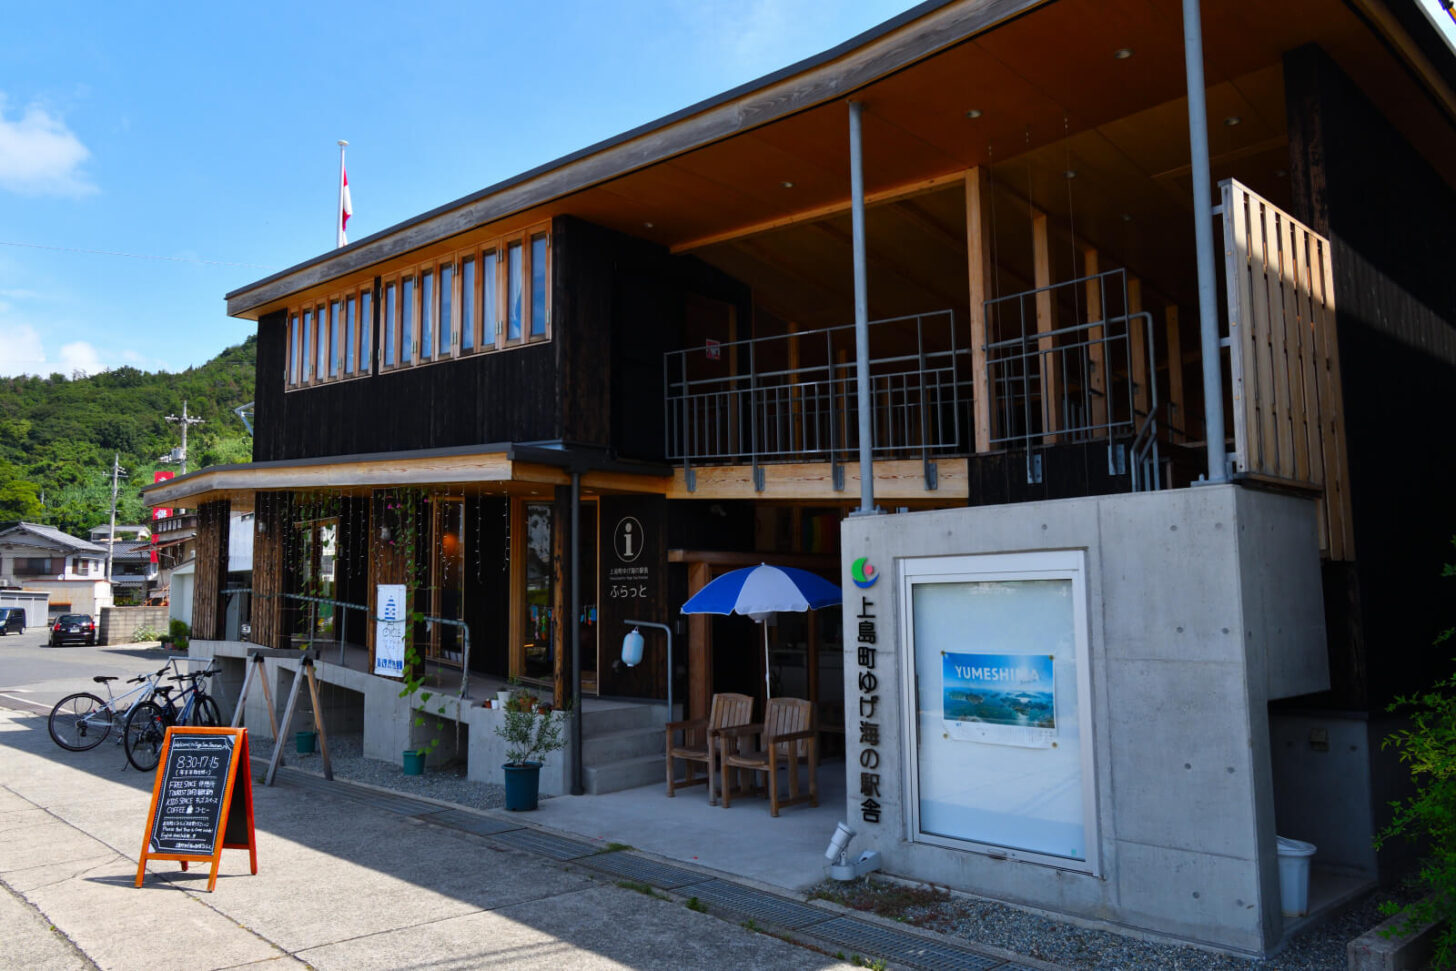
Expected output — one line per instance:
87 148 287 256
135 726 257 892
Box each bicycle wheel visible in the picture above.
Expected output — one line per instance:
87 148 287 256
48 692 112 751
123 702 170 772
190 696 222 727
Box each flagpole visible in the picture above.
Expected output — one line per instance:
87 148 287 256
336 139 349 248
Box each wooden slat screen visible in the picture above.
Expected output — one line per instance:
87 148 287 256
1222 179 1354 560
250 491 290 649
192 500 230 638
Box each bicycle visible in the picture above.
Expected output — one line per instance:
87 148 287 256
122 667 223 771
47 660 182 752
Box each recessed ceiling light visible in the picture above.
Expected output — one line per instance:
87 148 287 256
1120 213 1133 222
643 221 655 229
1224 116 1241 126
781 180 795 189
1064 169 1077 180
965 108 983 119
1114 48 1133 60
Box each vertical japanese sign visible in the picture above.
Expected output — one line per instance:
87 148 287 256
374 584 407 676
854 576 882 826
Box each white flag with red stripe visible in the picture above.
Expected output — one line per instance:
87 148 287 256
337 141 353 248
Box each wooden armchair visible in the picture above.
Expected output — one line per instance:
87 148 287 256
717 697 818 816
665 692 753 803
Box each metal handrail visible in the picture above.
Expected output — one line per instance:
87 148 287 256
221 588 474 699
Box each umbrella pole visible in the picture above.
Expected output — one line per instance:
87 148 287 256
762 621 772 700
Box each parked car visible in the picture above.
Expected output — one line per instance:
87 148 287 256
0 608 25 635
49 614 96 647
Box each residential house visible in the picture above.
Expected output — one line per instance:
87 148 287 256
0 522 110 617
147 0 1456 955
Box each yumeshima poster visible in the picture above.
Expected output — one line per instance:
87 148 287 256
941 652 1056 748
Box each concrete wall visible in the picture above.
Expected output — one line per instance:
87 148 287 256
1270 712 1377 877
190 640 571 798
840 485 1329 956
99 605 170 644
21 580 111 618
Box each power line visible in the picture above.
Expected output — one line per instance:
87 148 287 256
0 239 274 270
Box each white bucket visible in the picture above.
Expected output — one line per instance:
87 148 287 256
1276 836 1317 917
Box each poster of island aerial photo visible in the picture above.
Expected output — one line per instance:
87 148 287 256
941 652 1057 748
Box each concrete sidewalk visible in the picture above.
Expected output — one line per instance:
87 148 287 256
0 709 859 971
0 707 1062 971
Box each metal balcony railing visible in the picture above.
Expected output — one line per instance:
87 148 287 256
664 311 971 489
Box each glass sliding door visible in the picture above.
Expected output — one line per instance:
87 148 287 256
428 497 466 665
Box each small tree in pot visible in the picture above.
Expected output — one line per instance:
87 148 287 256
495 691 566 811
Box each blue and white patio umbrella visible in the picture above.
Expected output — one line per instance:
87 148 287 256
681 564 842 699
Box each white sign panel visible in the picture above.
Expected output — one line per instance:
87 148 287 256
374 584 407 677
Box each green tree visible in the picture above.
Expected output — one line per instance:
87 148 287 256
0 461 43 520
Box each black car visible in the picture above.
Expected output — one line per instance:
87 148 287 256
49 614 96 646
0 608 24 635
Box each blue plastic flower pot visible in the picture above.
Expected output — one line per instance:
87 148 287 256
296 730 317 755
402 749 426 775
503 761 542 811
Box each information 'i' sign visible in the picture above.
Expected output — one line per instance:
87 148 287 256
135 726 257 892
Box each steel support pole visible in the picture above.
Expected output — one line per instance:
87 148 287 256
1182 0 1228 483
569 471 583 795
848 101 877 515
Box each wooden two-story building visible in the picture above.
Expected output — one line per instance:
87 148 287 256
149 0 1456 954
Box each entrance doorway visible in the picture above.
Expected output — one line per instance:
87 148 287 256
510 497 600 694
427 496 466 665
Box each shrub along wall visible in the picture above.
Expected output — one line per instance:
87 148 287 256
99 605 170 645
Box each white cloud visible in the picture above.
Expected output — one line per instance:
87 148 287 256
58 340 105 376
0 321 47 375
0 94 97 197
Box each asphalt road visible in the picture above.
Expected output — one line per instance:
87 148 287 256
0 631 187 716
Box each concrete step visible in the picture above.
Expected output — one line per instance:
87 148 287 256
581 702 670 735
583 753 664 794
582 726 664 766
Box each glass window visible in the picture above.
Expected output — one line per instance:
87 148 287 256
439 263 453 354
461 258 475 351
330 300 342 377
345 296 356 374
420 271 434 359
360 290 373 372
289 314 300 385
531 234 547 337
302 310 314 382
507 242 523 341
482 250 499 345
316 304 328 379
384 283 396 367
401 277 415 363
905 552 1093 869
523 502 554 680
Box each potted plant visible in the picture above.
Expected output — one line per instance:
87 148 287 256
495 690 566 811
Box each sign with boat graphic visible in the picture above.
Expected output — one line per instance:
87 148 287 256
941 652 1056 748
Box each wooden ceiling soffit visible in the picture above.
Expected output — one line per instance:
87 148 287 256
226 0 1048 319
672 170 968 253
666 459 968 500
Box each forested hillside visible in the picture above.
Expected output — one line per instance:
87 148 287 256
0 337 256 535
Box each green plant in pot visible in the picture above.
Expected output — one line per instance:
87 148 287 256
496 690 565 810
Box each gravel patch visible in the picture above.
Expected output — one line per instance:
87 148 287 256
248 733 512 811
808 877 1422 970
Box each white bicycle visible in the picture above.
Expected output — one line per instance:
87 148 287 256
47 659 184 752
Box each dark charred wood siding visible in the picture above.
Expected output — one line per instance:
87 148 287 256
192 500 230 639
1284 45 1456 710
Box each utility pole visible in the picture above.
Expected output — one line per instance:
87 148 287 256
164 401 204 474
105 454 127 582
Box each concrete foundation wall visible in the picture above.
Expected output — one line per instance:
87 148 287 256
190 640 570 798
840 485 1328 956
99 605 169 644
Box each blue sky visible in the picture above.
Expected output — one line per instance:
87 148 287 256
0 0 918 377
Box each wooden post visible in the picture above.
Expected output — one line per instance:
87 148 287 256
551 487 569 710
965 167 994 452
1165 305 1184 442
1082 246 1107 433
687 561 713 720
1032 210 1058 443
1128 277 1150 422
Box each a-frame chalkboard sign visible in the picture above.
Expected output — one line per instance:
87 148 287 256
134 726 257 892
